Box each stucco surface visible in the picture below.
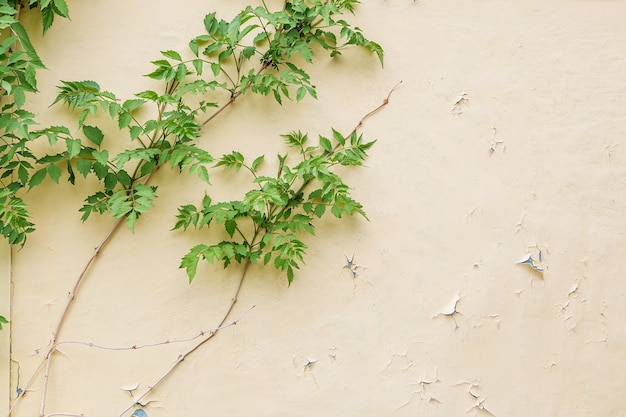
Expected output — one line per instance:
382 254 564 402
6 1 626 416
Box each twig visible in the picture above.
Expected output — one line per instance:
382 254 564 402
7 358 44 415
202 93 240 126
201 62 270 126
352 81 402 132
5 217 128 417
56 306 254 352
38 168 161 416
39 350 53 417
116 259 251 417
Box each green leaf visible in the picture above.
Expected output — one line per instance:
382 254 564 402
40 5 54 33
24 65 38 91
11 22 44 68
29 168 47 188
192 59 203 75
332 128 345 145
53 0 70 17
203 12 218 35
129 125 143 141
314 204 326 218
287 265 294 284
218 48 233 62
224 219 236 238
17 165 28 185
215 151 244 172
122 98 145 113
83 125 103 147
242 46 256 59
125 211 138 233
196 165 210 184
136 90 159 101
251 155 264 172
76 158 92 178
12 87 25 109
47 163 61 183
92 149 109 166
175 63 187 82
319 136 332 153
92 162 108 179
296 86 307 102
0 16 17 31
65 139 81 159
161 50 182 61
180 244 208 282
104 172 117 190
331 204 343 218
118 112 132 129
116 170 131 187
0 315 8 330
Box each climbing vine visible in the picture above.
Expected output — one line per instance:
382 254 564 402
2 0 390 416
0 0 70 327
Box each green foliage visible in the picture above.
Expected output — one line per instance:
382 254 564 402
0 315 7 330
2 0 70 34
35 77 216 231
0 0 68 246
176 128 376 284
0 188 33 245
186 0 383 101
1 0 383 288
40 0 382 236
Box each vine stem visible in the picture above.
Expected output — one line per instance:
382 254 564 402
353 81 402 132
8 62 399 415
14 59 270 417
32 164 164 417
116 259 251 417
34 216 126 417
201 62 270 127
202 93 240 126
118 82 403 411
55 307 253 352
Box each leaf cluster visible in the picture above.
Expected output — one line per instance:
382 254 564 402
0 0 383 289
0 0 68 245
37 0 382 236
176 127 375 284
183 0 383 103
2 0 70 34
36 80 215 231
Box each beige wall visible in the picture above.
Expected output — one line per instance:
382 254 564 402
6 1 626 416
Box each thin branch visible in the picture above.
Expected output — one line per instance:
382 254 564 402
269 82 400 222
29 216 125 417
201 92 241 126
56 306 254 352
44 413 95 417
39 350 53 417
52 217 125 345
116 259 251 417
7 358 44 415
37 166 163 416
201 62 270 126
20 61 273 417
351 81 402 133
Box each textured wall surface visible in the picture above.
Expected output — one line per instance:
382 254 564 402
6 1 626 416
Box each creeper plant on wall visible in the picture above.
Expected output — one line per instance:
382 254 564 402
0 0 70 326
3 1 390 416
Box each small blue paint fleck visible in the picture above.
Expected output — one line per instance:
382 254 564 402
132 409 148 417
